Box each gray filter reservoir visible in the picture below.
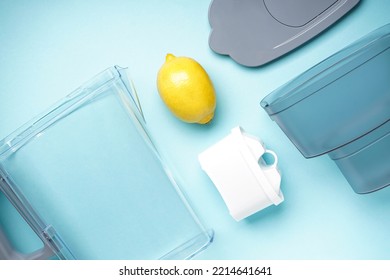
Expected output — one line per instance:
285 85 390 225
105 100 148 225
261 24 390 194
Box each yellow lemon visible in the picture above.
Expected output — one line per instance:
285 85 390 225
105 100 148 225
157 53 216 124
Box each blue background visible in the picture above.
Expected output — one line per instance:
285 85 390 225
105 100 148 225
0 0 389 259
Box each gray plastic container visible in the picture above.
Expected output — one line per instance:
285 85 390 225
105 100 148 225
261 24 390 193
328 121 390 194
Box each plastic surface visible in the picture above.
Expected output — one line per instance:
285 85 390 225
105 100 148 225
0 227 58 260
208 0 360 67
198 127 283 221
0 66 213 260
328 121 390 194
261 24 390 193
264 0 338 27
261 24 390 158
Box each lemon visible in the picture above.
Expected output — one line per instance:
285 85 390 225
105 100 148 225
157 53 216 124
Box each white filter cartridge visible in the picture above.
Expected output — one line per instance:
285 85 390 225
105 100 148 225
198 127 283 221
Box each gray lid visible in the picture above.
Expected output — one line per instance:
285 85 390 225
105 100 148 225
208 0 360 67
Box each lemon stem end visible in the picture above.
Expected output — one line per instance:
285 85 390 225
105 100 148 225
165 53 175 62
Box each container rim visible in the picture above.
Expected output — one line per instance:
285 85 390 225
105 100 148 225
261 23 390 115
0 66 141 159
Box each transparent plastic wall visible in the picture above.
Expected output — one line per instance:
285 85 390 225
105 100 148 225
0 66 213 259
